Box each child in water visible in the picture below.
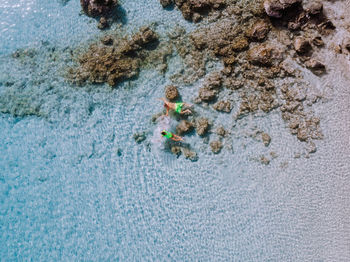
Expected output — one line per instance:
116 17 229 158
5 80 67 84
158 98 193 116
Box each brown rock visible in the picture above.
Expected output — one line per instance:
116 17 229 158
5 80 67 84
261 132 271 146
247 44 273 66
303 1 323 15
196 118 210 136
216 126 226 136
199 87 218 102
165 85 179 101
264 0 301 18
260 155 270 165
176 120 194 135
97 17 109 30
213 100 232 113
231 36 249 52
101 35 114 45
210 140 223 154
80 0 118 17
171 146 182 156
294 37 312 54
247 20 270 41
160 0 173 8
182 148 198 161
305 59 326 75
312 36 324 47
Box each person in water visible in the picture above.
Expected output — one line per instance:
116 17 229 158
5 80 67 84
158 98 193 116
161 130 183 141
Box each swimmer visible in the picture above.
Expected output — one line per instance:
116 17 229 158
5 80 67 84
161 130 183 142
158 98 193 116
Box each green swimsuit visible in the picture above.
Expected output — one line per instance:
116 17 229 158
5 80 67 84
162 130 173 139
174 102 184 113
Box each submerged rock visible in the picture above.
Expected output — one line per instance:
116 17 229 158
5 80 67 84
210 140 223 154
80 0 118 17
261 132 271 146
133 132 147 143
68 27 158 87
165 85 179 101
176 120 194 135
196 118 210 136
160 0 173 8
213 100 232 113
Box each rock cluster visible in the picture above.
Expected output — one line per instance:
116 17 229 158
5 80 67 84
68 27 158 87
161 0 226 22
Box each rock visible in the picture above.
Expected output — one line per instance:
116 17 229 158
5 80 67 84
196 118 210 136
246 20 270 41
264 0 301 18
296 127 308 141
305 59 326 75
261 132 271 146
101 35 114 45
343 38 350 52
80 0 118 17
260 155 270 165
133 132 146 143
294 37 312 54
199 87 218 102
171 146 182 156
247 44 274 66
303 1 322 15
160 0 173 8
210 140 223 154
97 17 109 30
312 36 324 47
68 27 158 87
306 141 317 153
216 126 227 136
165 85 179 101
213 100 232 113
231 36 249 52
182 148 198 161
176 120 194 135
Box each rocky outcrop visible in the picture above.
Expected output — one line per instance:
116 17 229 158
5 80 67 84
80 0 118 17
68 27 158 87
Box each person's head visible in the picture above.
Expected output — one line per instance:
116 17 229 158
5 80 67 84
161 131 166 136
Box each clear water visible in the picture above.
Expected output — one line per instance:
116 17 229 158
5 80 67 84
1 0 349 261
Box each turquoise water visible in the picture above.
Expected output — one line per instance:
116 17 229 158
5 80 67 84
1 0 349 261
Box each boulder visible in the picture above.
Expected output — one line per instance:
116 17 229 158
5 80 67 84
165 85 179 101
294 37 311 54
264 0 301 18
80 0 118 17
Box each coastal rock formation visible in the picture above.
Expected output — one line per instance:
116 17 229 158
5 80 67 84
68 27 158 87
80 0 118 17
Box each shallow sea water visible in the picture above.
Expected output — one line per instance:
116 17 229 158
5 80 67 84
0 0 350 261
